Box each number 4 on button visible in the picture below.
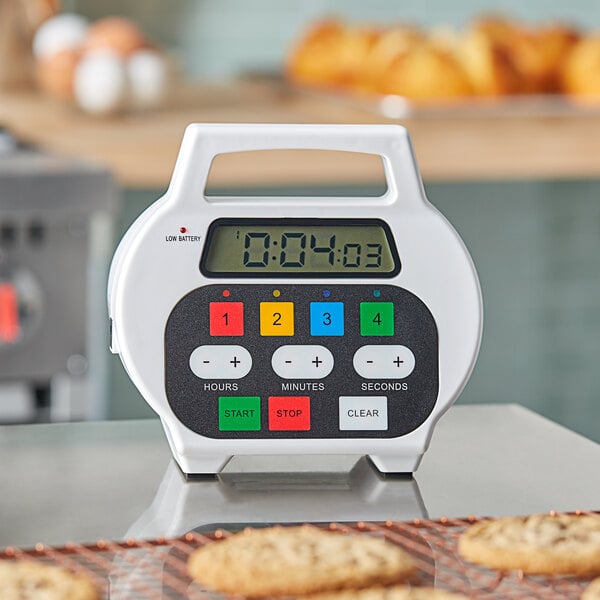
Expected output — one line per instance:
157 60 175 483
360 302 394 336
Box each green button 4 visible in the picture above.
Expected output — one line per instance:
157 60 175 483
218 396 261 431
360 302 394 336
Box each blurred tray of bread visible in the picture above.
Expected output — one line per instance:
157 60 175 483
286 15 600 118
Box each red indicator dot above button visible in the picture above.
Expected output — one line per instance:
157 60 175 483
210 302 244 336
222 289 231 298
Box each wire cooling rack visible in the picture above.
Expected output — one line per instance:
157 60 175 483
1 514 598 599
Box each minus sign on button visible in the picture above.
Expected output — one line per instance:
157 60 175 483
285 360 292 364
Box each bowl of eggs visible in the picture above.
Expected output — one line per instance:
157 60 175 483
33 13 170 115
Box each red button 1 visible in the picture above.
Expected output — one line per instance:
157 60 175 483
210 302 244 336
268 396 310 431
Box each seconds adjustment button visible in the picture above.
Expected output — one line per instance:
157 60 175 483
271 345 334 379
353 345 415 379
189 345 252 379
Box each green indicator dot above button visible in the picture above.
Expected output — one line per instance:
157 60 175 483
360 302 394 336
218 396 261 431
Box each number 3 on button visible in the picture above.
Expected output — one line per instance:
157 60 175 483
260 302 294 336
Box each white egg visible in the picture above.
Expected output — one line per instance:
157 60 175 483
74 50 128 115
127 50 168 109
33 13 89 59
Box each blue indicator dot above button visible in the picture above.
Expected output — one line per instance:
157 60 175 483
310 302 344 336
373 289 381 298
323 290 331 298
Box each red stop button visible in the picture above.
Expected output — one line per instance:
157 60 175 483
268 396 310 431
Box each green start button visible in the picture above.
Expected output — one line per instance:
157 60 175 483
218 396 261 431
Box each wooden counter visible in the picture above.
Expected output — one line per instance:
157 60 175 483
2 80 600 188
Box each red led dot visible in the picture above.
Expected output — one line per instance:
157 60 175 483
222 289 230 298
180 227 187 234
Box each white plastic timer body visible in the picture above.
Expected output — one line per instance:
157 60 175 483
108 124 482 475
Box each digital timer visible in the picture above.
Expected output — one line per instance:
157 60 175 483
108 124 482 476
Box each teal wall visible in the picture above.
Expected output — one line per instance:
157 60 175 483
109 181 600 443
431 180 600 443
69 0 600 78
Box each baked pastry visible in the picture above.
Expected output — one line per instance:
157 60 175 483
475 17 579 93
457 20 522 96
376 41 472 101
188 525 415 597
286 16 584 102
458 513 600 576
306 585 468 600
286 19 378 91
582 577 600 600
533 24 580 92
562 35 600 100
360 25 425 92
0 560 99 600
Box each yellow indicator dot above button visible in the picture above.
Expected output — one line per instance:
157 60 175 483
260 302 294 336
272 289 281 298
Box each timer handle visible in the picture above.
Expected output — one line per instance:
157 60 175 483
168 124 427 208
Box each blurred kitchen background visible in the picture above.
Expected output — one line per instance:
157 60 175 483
1 0 600 442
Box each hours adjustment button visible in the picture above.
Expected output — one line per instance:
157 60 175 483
271 345 334 379
189 345 252 379
353 345 415 379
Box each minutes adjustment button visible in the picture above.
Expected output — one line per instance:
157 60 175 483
272 345 334 379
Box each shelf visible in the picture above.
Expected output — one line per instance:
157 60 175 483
2 80 600 188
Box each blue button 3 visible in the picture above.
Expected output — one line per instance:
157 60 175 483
310 302 344 336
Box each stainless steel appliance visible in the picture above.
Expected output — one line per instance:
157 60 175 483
0 129 117 422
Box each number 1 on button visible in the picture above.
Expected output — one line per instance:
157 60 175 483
210 302 244 336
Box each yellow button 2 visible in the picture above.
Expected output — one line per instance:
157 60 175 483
260 302 294 336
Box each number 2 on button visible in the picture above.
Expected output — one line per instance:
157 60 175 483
260 302 294 336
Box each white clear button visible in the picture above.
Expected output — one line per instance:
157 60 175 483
339 396 388 430
353 345 415 379
189 345 252 379
272 345 334 379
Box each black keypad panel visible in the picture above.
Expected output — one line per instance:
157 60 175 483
165 284 439 439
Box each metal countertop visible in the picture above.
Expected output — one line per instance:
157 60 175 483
0 404 598 548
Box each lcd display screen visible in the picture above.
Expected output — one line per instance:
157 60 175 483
200 219 400 277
